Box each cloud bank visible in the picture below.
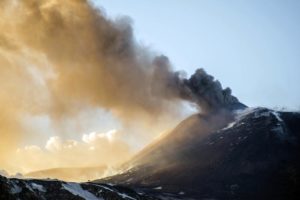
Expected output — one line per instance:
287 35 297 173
0 0 243 175
12 130 130 177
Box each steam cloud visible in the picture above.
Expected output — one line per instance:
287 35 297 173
0 0 244 173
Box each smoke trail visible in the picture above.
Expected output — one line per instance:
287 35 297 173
152 56 246 113
0 0 245 173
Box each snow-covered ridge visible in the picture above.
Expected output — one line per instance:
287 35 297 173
10 182 22 194
30 183 46 192
223 107 284 130
0 174 150 200
62 182 102 200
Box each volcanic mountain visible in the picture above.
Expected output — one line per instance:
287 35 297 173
97 107 300 199
1 107 299 200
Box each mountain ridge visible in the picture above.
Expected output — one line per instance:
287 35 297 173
25 166 107 182
98 107 300 199
1 107 299 199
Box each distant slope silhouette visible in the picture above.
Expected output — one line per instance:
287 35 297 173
26 166 107 182
1 107 299 200
99 108 300 199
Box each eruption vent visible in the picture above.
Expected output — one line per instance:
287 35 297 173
0 0 246 173
182 69 246 112
152 56 246 113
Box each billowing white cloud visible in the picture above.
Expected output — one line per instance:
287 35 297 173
82 129 116 144
45 136 62 151
11 129 132 179
45 136 78 152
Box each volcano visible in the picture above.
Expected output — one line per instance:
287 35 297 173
1 107 300 199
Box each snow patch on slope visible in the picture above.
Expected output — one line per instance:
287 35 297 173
272 111 283 122
222 122 237 130
271 111 288 140
118 192 137 200
235 107 258 119
222 107 258 130
10 182 22 194
89 183 138 200
31 183 46 192
223 108 286 132
62 182 102 200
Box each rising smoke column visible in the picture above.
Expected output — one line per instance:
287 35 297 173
152 56 246 113
0 0 243 119
182 69 246 112
0 0 245 173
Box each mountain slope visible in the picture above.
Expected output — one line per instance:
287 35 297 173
0 175 160 200
1 107 299 199
25 166 107 182
99 108 300 199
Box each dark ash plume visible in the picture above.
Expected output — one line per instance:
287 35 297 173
0 0 245 124
152 56 246 113
0 0 248 174
182 69 247 113
0 0 247 164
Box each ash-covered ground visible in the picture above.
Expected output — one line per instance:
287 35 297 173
1 107 300 200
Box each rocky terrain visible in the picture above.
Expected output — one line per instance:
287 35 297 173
100 107 300 199
0 175 161 200
1 107 299 200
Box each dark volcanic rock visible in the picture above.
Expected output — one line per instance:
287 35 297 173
99 108 300 200
0 175 159 200
1 107 299 200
